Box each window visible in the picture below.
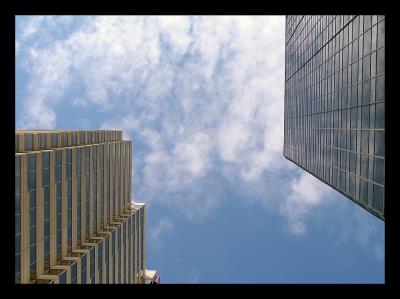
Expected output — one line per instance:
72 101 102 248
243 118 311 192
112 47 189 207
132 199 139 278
352 39 358 62
90 248 95 284
360 179 368 204
350 108 357 128
81 255 87 284
98 241 103 283
374 130 384 157
377 20 385 47
71 263 77 284
362 55 370 80
373 184 384 212
375 102 384 129
15 155 21 282
25 134 33 151
363 30 371 55
374 157 384 185
376 47 384 75
80 132 85 144
59 271 67 284
375 75 384 101
62 133 68 146
361 131 369 155
40 134 46 149
362 106 369 128
350 130 356 152
52 134 58 147
15 134 19 151
56 150 62 259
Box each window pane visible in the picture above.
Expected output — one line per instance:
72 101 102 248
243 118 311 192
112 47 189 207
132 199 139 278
361 130 369 154
25 134 33 151
42 169 49 186
362 80 370 105
360 179 368 204
29 154 36 172
374 157 384 185
375 102 384 129
52 134 57 147
30 226 36 243
373 184 384 211
40 134 46 149
377 20 385 47
360 106 369 129
15 215 21 235
376 75 384 101
363 29 371 55
362 55 370 80
376 47 385 75
370 51 376 77
56 151 62 165
374 130 384 157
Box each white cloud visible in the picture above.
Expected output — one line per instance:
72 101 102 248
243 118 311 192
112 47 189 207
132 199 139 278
15 41 20 55
150 218 174 249
16 16 382 241
327 204 385 260
280 171 335 235
20 16 45 39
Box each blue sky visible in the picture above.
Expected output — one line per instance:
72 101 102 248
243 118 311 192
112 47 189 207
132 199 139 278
15 16 384 283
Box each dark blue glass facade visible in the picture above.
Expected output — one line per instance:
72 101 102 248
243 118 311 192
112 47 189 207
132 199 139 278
284 15 385 219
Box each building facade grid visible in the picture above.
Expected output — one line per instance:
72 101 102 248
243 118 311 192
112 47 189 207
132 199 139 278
15 130 147 284
284 15 385 220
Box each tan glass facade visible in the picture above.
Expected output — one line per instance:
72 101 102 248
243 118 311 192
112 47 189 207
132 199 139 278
15 130 149 284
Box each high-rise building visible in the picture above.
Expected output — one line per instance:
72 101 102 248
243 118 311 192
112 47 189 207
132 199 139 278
15 130 157 284
284 15 385 220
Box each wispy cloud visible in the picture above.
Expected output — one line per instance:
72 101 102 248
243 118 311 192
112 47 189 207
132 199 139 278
150 218 174 250
326 203 385 260
280 171 336 235
15 16 382 241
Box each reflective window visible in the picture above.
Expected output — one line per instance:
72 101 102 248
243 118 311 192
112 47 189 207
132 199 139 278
363 29 371 55
52 134 58 147
374 130 384 157
25 134 33 151
90 248 95 284
15 155 21 282
375 102 384 129
362 55 370 80
362 80 371 105
284 16 384 216
81 255 87 284
71 263 77 284
373 184 384 211
377 20 385 47
62 133 68 146
376 47 385 75
40 134 46 149
374 157 384 185
59 271 67 284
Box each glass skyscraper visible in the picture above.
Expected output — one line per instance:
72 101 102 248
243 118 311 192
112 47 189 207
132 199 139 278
284 15 385 220
15 130 157 284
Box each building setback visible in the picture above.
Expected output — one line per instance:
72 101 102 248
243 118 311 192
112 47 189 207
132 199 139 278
284 15 385 220
15 130 157 284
